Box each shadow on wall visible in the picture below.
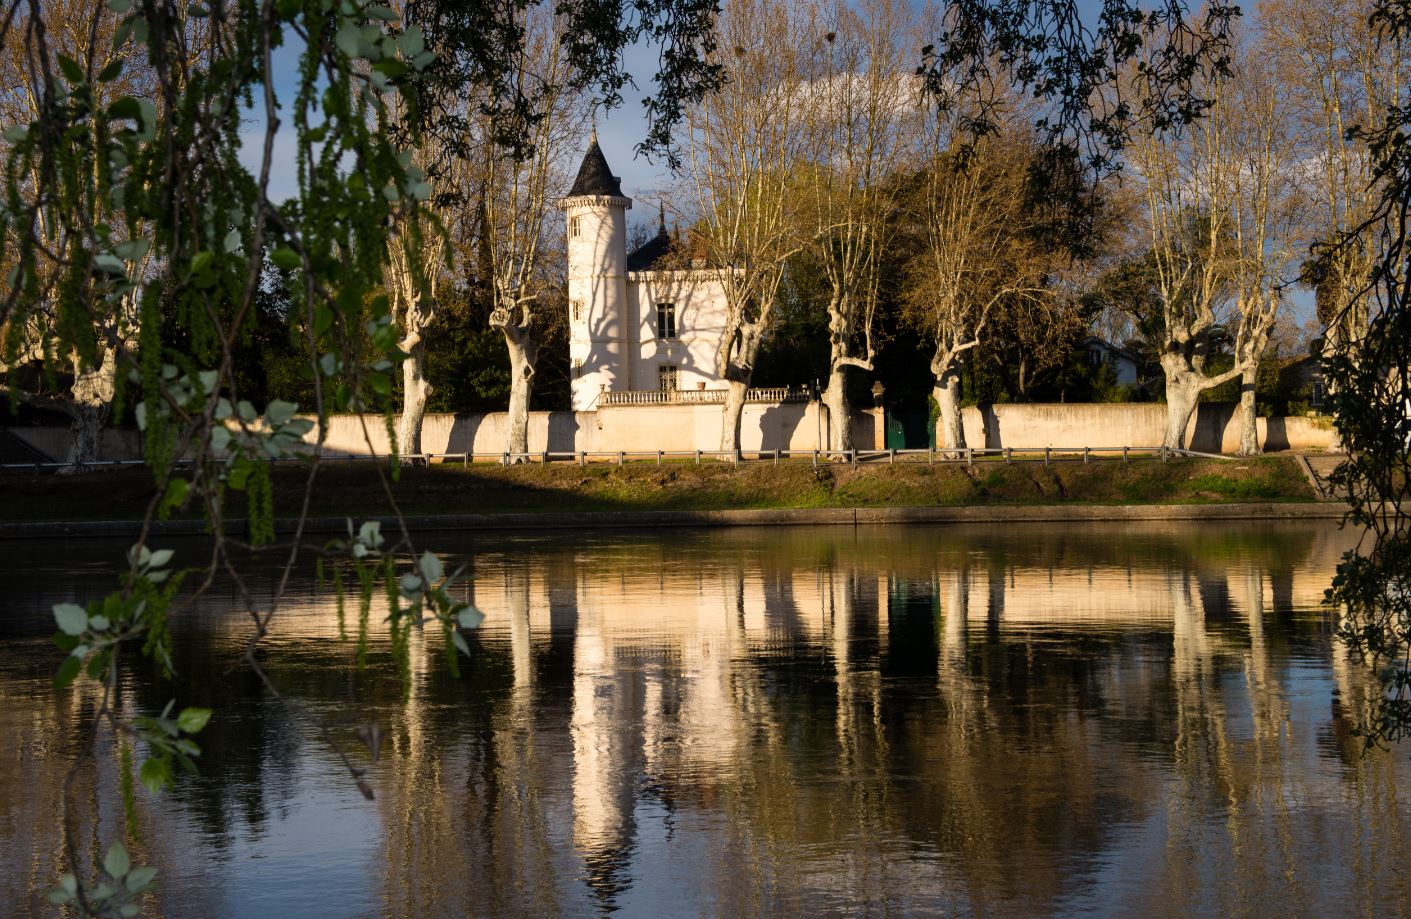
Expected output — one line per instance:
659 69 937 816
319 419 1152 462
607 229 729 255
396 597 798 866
447 414 488 455
548 413 582 453
757 404 806 451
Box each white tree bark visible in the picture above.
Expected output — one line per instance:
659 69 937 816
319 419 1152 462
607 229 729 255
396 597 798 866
1236 365 1260 456
498 318 539 457
397 333 432 458
63 348 118 469
1159 352 1244 450
933 371 964 454
821 367 852 452
720 378 749 453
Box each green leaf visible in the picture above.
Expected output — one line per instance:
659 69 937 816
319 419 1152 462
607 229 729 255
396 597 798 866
276 0 300 18
54 603 88 636
176 707 212 733
103 842 130 879
189 251 214 275
139 756 170 793
265 400 298 426
3 125 27 143
270 247 300 271
108 96 142 121
457 606 485 629
98 59 124 82
125 866 157 893
57 54 84 84
366 372 391 395
418 551 443 583
53 656 82 689
113 239 149 261
451 629 469 657
107 0 133 11
148 548 174 568
335 22 362 58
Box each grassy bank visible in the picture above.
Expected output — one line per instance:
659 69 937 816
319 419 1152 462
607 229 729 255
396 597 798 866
0 455 1320 523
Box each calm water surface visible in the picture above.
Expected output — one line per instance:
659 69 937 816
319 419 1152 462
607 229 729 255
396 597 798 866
2 521 1409 918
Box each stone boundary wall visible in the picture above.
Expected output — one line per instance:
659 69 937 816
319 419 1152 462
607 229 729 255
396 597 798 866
958 403 1338 453
1 401 1339 462
314 403 880 455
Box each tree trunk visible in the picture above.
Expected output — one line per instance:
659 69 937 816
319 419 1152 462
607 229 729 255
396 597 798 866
397 337 432 459
933 371 964 455
1236 364 1260 456
503 327 538 458
1160 355 1202 451
821 367 852 452
720 378 748 453
62 349 118 471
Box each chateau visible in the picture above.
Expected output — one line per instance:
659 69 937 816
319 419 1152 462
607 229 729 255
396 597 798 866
561 136 731 411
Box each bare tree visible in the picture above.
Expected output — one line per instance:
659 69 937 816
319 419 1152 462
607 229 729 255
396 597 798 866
387 205 448 457
797 0 916 450
904 135 1048 453
1224 40 1308 454
475 10 586 456
1262 0 1403 355
1129 74 1247 450
684 0 810 452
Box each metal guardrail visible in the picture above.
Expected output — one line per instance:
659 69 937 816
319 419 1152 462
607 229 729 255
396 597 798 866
0 445 1233 472
599 386 809 406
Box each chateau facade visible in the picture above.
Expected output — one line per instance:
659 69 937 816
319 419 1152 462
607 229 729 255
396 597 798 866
561 137 731 411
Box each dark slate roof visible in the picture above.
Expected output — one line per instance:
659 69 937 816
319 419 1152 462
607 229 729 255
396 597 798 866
627 223 673 271
567 138 625 198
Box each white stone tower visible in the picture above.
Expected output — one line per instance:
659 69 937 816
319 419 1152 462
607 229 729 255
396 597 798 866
561 134 631 411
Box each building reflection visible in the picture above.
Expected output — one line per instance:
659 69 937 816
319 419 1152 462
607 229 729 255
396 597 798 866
4 522 1411 917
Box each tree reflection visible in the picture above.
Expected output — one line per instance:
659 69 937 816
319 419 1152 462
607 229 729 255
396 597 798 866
6 522 1411 917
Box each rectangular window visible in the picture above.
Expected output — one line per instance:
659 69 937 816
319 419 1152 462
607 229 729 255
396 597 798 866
656 302 677 340
571 299 583 321
658 364 678 392
573 359 584 379
569 216 581 238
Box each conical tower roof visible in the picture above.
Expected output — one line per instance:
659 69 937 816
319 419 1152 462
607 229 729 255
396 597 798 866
567 135 625 198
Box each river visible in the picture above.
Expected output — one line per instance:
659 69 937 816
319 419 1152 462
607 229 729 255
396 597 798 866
2 520 1408 917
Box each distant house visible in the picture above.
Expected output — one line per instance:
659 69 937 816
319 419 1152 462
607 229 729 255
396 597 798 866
1081 337 1141 387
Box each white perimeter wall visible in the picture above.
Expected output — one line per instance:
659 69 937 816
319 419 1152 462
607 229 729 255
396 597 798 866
3 403 1338 462
958 403 1337 453
312 404 881 455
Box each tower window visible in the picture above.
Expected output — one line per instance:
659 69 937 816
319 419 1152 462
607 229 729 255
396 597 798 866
571 299 583 321
658 364 679 392
574 358 584 379
569 216 581 238
656 302 677 340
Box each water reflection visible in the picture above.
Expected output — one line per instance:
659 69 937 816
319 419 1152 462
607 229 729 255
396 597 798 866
2 521 1408 918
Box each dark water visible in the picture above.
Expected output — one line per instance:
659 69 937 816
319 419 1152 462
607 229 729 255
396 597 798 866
2 521 1409 918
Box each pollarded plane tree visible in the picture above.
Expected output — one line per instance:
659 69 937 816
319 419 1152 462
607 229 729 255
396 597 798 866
683 0 810 453
797 0 918 452
386 183 448 458
1223 37 1309 455
1129 68 1249 451
904 132 1050 454
1263 0 1403 357
477 10 587 458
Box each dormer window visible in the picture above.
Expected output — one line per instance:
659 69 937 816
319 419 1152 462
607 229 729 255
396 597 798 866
569 216 581 238
571 299 583 321
656 302 677 340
